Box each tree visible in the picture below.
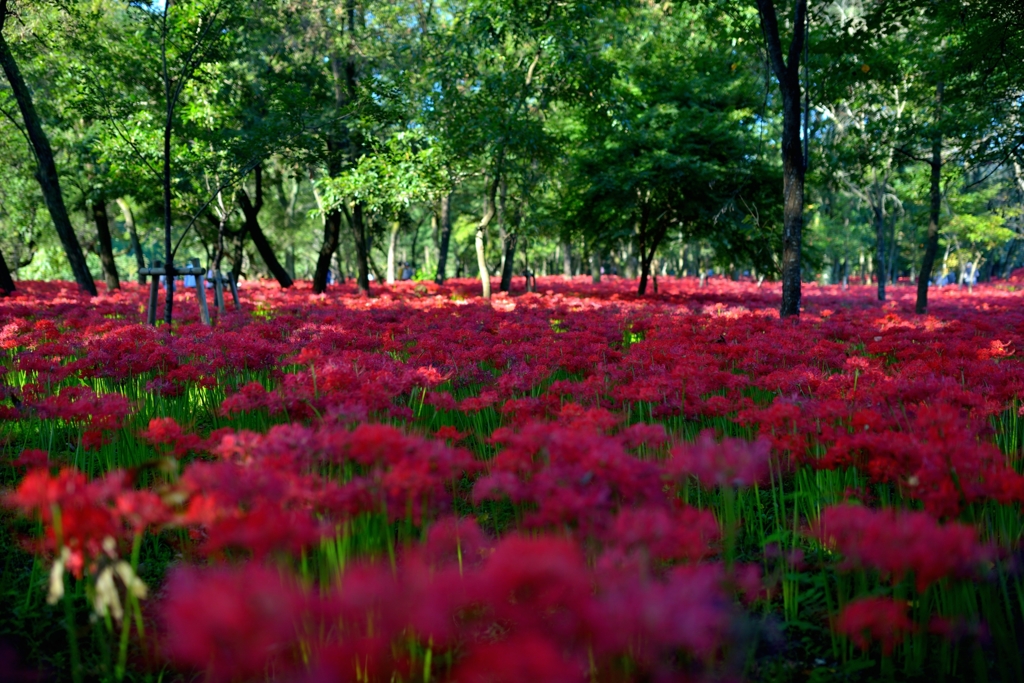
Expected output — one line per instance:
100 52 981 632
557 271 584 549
0 245 14 293
0 0 96 294
237 165 293 288
755 0 807 317
557 1 777 296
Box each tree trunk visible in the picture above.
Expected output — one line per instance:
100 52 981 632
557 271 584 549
117 198 146 284
475 176 501 299
0 31 96 295
499 228 518 292
350 202 370 293
475 224 491 298
915 81 944 314
92 196 120 291
636 207 665 297
313 208 342 293
886 212 898 285
238 182 293 288
499 197 521 293
756 0 807 318
590 250 601 283
0 246 14 294
434 193 452 284
873 190 886 301
562 239 573 278
387 220 400 284
230 232 245 281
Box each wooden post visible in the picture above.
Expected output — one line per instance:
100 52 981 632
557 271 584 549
139 260 210 326
212 273 225 313
205 271 241 313
227 272 240 310
186 259 210 326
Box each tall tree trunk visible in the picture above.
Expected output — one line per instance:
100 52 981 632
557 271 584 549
231 232 245 282
350 202 370 293
0 246 14 294
92 195 120 291
475 176 500 299
886 211 898 285
117 198 146 284
499 228 518 292
408 214 421 277
873 187 886 301
313 209 342 293
0 29 96 295
590 250 601 283
434 193 452 284
238 175 292 288
756 0 807 318
636 203 662 296
915 81 944 314
386 220 400 284
475 224 491 299
160 16 176 323
562 239 573 278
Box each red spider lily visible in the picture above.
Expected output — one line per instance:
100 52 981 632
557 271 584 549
811 505 992 591
667 430 772 488
434 425 469 442
452 634 586 683
160 564 308 683
158 535 744 683
835 596 915 655
27 385 132 433
601 505 720 564
139 417 231 458
12 448 48 470
4 468 148 576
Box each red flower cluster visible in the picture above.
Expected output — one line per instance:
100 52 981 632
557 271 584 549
810 505 992 591
161 534 745 683
3 276 1024 680
836 596 915 655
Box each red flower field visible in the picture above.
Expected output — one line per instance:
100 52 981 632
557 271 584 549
1 276 1023 682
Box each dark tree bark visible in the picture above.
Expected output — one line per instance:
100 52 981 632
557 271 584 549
916 82 945 314
589 250 601 284
873 187 886 301
117 198 146 284
0 246 14 294
635 202 666 296
230 232 245 282
313 208 342 293
314 0 366 294
92 196 120 291
0 13 96 295
434 193 452 284
499 229 518 293
238 167 292 288
161 20 175 323
350 202 370 293
756 0 807 318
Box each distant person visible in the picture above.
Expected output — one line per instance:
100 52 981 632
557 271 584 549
401 262 414 280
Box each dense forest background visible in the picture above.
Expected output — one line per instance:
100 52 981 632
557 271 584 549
0 0 1021 314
